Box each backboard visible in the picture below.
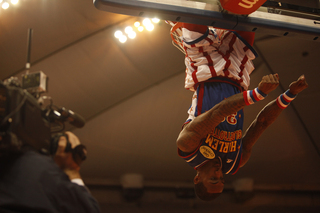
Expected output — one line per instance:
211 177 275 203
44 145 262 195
93 0 320 42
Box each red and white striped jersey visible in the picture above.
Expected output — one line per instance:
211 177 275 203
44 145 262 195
168 21 258 91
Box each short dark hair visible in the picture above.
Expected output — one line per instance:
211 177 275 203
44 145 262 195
194 182 221 201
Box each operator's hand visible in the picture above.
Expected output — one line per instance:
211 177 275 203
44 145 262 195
258 74 280 95
54 131 81 179
288 75 308 95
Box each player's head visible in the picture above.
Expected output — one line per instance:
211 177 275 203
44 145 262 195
193 159 224 201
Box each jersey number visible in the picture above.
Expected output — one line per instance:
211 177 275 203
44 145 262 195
222 112 238 125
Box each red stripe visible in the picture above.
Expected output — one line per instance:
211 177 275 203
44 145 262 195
238 54 248 80
192 68 199 87
223 59 231 76
220 31 232 46
239 64 244 73
276 98 286 109
243 91 250 105
205 37 214 45
282 95 292 103
252 89 259 101
241 55 248 68
224 69 230 76
221 33 237 77
197 84 204 116
224 59 231 69
191 62 197 70
203 52 216 77
209 66 217 77
225 34 237 58
216 32 228 63
188 52 199 87
217 50 225 60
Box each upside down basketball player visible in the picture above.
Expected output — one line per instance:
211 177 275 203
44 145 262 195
168 21 308 201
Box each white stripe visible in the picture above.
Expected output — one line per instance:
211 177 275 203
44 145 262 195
254 88 264 100
186 154 197 163
195 160 209 169
283 93 295 102
225 142 241 174
181 28 255 91
277 96 288 108
247 91 254 104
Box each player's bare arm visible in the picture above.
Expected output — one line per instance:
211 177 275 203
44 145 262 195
177 74 280 153
240 75 308 167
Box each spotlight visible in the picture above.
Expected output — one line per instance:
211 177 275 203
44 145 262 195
11 0 19 5
114 17 160 43
152 18 160 23
2 2 9 9
137 26 144 32
119 35 127 43
142 18 151 26
125 26 133 34
134 22 140 27
146 24 154 31
128 31 136 39
114 30 123 39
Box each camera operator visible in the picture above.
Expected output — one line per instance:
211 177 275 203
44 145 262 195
0 131 100 213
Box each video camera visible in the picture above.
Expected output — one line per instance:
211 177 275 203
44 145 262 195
0 71 86 165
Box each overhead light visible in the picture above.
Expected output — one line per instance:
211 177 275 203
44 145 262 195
124 26 133 34
152 18 160 23
11 0 19 5
134 21 140 27
128 31 136 39
114 17 161 43
2 2 9 9
142 18 155 32
142 18 151 26
114 30 123 39
137 26 144 32
146 23 154 31
119 35 127 43
1 0 20 10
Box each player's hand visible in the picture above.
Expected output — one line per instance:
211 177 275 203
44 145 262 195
54 131 80 172
257 74 279 95
288 75 308 95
